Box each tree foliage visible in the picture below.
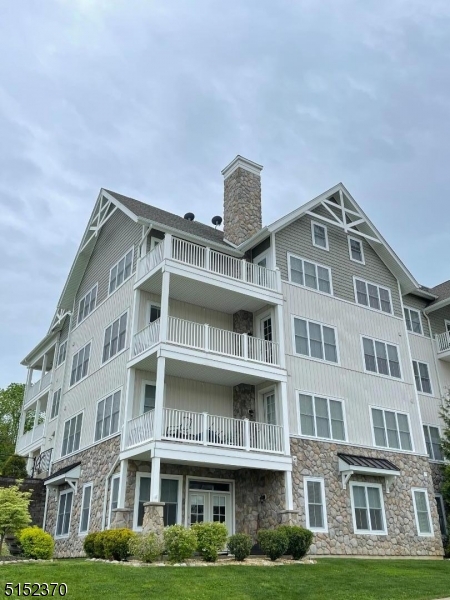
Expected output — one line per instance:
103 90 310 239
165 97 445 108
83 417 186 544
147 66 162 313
439 393 450 551
0 483 32 555
1 454 28 478
0 383 25 470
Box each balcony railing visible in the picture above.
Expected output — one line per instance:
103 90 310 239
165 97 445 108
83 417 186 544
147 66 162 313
137 236 280 292
16 422 45 453
125 407 284 454
435 331 450 354
24 371 52 405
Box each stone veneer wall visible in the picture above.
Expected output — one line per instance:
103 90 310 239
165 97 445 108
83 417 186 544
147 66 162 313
232 384 255 420
291 438 444 557
232 310 253 335
223 167 262 246
430 462 445 495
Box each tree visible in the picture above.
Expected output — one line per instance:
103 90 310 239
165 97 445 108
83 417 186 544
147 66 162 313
439 393 450 550
1 454 28 478
0 383 25 471
0 483 32 555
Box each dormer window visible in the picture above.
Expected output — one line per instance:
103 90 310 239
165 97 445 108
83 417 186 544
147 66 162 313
311 221 329 251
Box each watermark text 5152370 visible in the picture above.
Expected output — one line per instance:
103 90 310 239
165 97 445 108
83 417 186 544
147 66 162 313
4 583 67 596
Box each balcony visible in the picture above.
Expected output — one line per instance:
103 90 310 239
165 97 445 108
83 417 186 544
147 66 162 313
435 332 450 361
16 422 45 454
24 371 52 406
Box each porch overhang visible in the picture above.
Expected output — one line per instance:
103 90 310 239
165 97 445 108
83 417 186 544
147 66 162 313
44 462 81 492
338 453 400 493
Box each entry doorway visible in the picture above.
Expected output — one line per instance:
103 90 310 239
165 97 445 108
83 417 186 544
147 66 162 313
187 479 233 535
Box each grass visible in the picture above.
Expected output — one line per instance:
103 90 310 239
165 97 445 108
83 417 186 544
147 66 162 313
0 559 449 600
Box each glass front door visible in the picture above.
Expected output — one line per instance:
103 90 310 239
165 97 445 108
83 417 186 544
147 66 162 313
188 481 232 534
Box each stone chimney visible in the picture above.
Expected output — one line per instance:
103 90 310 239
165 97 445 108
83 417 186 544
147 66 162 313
222 155 263 246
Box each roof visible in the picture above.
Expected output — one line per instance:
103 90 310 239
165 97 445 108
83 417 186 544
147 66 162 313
337 453 399 472
428 279 450 306
44 461 81 483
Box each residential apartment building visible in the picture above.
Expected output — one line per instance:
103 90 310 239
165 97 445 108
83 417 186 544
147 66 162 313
16 156 449 557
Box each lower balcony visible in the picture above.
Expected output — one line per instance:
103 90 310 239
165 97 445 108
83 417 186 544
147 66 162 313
16 422 45 454
435 332 450 361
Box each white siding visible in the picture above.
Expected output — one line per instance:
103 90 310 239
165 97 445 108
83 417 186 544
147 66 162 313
408 333 443 427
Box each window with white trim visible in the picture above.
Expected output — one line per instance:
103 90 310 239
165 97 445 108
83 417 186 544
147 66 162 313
371 407 412 451
135 474 181 529
412 488 433 536
311 221 328 250
404 307 423 335
149 304 161 323
298 393 345 441
293 317 338 363
78 284 98 324
351 483 386 534
354 278 392 314
61 413 83 457
56 490 73 537
304 477 327 532
56 340 67 367
102 312 128 363
79 484 93 534
109 248 133 294
108 475 120 528
423 425 443 461
362 337 401 379
288 254 332 294
95 390 121 441
412 361 432 394
348 236 364 263
50 388 61 420
70 342 91 386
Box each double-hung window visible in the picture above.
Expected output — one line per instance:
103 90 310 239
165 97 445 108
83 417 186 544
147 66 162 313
304 477 328 532
412 488 433 536
404 307 423 334
109 475 120 528
289 254 332 294
298 393 345 440
56 490 73 537
50 388 61 420
95 390 121 441
109 248 133 294
362 337 401 379
371 408 412 451
79 484 93 534
423 425 443 461
351 483 386 534
135 474 181 529
412 361 432 394
56 340 67 367
293 317 338 363
61 413 83 457
354 278 392 314
103 312 128 362
348 236 364 263
78 284 98 324
311 221 328 250
70 343 91 386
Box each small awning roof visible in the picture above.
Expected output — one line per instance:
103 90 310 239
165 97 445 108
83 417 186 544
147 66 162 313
338 453 400 493
44 462 81 489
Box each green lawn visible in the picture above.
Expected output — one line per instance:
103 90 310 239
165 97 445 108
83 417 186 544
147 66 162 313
0 559 449 600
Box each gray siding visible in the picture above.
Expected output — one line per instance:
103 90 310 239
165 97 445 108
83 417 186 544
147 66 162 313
275 207 402 317
402 293 431 337
428 305 450 336
59 315 71 344
72 210 141 326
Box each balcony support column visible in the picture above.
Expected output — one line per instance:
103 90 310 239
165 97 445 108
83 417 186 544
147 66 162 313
150 456 161 502
160 271 170 343
284 471 294 512
275 303 286 369
39 355 48 391
26 368 33 389
153 357 166 441
117 459 128 509
279 381 290 456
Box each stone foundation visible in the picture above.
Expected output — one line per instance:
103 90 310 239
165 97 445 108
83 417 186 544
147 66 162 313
142 502 165 537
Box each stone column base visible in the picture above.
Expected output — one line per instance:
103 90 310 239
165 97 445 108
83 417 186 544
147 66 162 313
111 508 132 529
142 502 165 537
278 510 299 526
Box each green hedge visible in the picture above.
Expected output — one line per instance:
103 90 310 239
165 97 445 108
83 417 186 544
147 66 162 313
18 527 54 560
278 525 313 560
84 530 136 561
257 529 288 561
227 533 252 561
163 525 197 563
129 532 164 563
191 522 228 562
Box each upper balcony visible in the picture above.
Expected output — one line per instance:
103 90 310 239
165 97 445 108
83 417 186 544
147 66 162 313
16 422 45 454
23 370 52 407
435 332 450 361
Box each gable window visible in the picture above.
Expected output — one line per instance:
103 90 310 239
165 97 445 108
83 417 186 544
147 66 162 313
304 477 327 532
95 390 121 441
56 489 73 537
61 413 83 457
351 483 386 534
56 340 67 367
108 475 120 528
70 343 91 386
288 254 332 295
354 278 392 314
50 388 61 420
78 284 98 324
412 488 433 536
348 236 364 264
404 307 423 335
109 248 134 294
298 393 345 440
311 221 328 250
423 425 443 461
412 361 432 394
362 337 401 379
293 317 338 364
371 408 412 451
79 484 93 534
103 312 128 363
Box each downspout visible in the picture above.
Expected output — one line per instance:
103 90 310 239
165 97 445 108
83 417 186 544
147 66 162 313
101 457 120 530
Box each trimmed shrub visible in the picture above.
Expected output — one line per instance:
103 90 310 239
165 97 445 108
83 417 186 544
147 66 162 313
227 533 252 561
18 527 54 560
278 525 313 560
191 522 228 562
94 531 107 559
163 525 197 563
83 532 99 558
257 529 288 561
1 455 28 479
129 532 164 563
102 529 137 561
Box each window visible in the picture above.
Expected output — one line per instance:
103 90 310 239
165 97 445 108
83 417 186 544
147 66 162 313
103 313 128 363
351 483 386 534
412 488 433 536
404 307 423 335
78 284 98 324
371 408 412 451
311 221 328 250
95 390 121 441
142 383 156 413
108 475 120 528
288 254 332 294
109 248 133 294
70 342 91 386
56 490 73 537
293 317 338 363
298 393 345 441
354 278 392 314
362 337 401 379
149 303 161 323
348 236 364 264
79 484 93 534
61 413 83 457
56 340 67 367
50 388 61 420
436 495 447 536
412 361 432 394
304 477 327 532
423 425 443 461
135 474 181 529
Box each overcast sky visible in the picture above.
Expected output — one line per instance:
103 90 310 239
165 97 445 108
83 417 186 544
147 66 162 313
1 0 450 387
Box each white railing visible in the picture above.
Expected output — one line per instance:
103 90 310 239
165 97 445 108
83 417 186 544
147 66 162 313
246 262 278 291
137 242 164 280
25 380 42 403
172 237 206 268
16 422 45 453
132 319 161 357
435 331 450 354
210 249 242 280
249 421 283 453
126 410 155 448
40 370 52 391
167 316 205 349
208 326 244 358
248 337 279 366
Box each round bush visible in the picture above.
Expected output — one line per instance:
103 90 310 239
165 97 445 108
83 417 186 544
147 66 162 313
278 525 313 560
129 532 164 563
163 525 197 563
102 529 137 561
93 531 107 559
1 454 28 478
257 529 288 561
83 532 99 558
191 522 228 562
18 527 54 560
227 533 252 561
